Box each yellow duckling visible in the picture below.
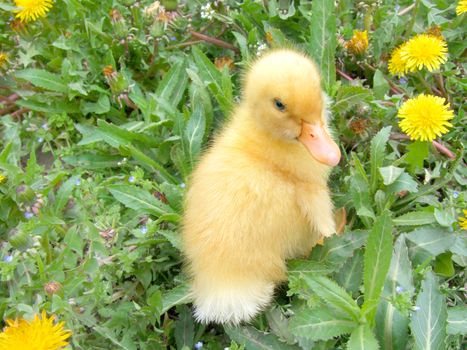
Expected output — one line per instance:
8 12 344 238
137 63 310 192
182 49 341 324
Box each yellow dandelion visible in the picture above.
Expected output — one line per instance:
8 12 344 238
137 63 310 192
457 0 467 15
0 310 71 350
346 30 369 55
398 94 454 141
0 53 7 69
14 0 54 23
400 34 448 72
459 210 467 230
388 43 409 76
0 173 6 184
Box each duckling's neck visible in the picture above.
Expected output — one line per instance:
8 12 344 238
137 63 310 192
222 105 331 185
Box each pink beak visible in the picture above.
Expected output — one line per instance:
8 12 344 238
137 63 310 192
298 121 341 166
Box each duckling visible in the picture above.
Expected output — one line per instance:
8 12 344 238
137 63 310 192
182 49 341 325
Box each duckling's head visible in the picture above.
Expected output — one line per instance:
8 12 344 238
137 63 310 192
242 49 340 166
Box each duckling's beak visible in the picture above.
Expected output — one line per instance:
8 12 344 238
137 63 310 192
298 121 341 166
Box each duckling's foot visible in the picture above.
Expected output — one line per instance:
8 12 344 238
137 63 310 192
192 280 274 325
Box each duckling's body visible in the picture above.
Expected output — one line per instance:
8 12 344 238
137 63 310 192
182 49 340 324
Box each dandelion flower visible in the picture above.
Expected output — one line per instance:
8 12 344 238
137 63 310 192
0 310 71 350
400 34 447 72
398 94 454 141
346 30 369 55
0 173 6 184
459 210 467 230
14 0 54 23
388 43 409 76
457 0 467 15
0 53 7 69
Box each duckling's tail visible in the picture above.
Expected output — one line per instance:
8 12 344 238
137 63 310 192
191 277 274 325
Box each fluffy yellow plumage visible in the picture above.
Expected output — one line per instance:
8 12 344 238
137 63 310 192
182 49 340 324
397 94 454 141
0 310 71 350
14 0 54 23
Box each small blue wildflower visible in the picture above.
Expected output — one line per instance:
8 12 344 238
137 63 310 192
399 77 407 84
37 137 44 143
170 36 177 41
24 212 34 219
194 342 203 349
180 183 186 189
395 286 404 294
75 178 81 186
453 191 459 199
413 306 420 311
42 123 49 130
394 5 400 13
129 176 136 183
3 255 13 263
140 226 148 234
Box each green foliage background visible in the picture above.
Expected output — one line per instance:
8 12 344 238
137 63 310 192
0 0 466 349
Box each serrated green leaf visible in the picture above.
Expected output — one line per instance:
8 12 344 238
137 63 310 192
161 283 192 314
302 274 360 320
379 166 404 186
370 126 391 194
62 153 122 169
308 0 336 91
81 94 110 115
362 210 393 324
155 59 188 108
375 236 413 350
385 235 414 297
447 306 467 335
350 171 375 220
289 306 357 341
373 69 390 99
184 105 205 165
192 47 232 115
405 141 429 173
15 69 68 93
386 172 418 194
309 231 368 269
434 252 454 277
406 227 456 256
410 271 447 350
333 86 372 114
54 175 79 214
336 249 364 294
347 324 379 350
393 211 436 226
265 307 295 344
225 326 301 350
174 305 195 349
108 184 172 217
375 301 409 350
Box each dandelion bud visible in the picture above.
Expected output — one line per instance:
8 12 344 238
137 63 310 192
8 229 32 250
44 281 62 295
346 30 369 55
16 184 35 202
214 57 234 71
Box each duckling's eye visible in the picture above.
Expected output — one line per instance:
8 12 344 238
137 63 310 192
273 98 286 112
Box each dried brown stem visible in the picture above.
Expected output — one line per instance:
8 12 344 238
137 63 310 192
190 31 239 53
10 108 29 118
0 93 20 105
0 105 15 116
122 94 137 110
